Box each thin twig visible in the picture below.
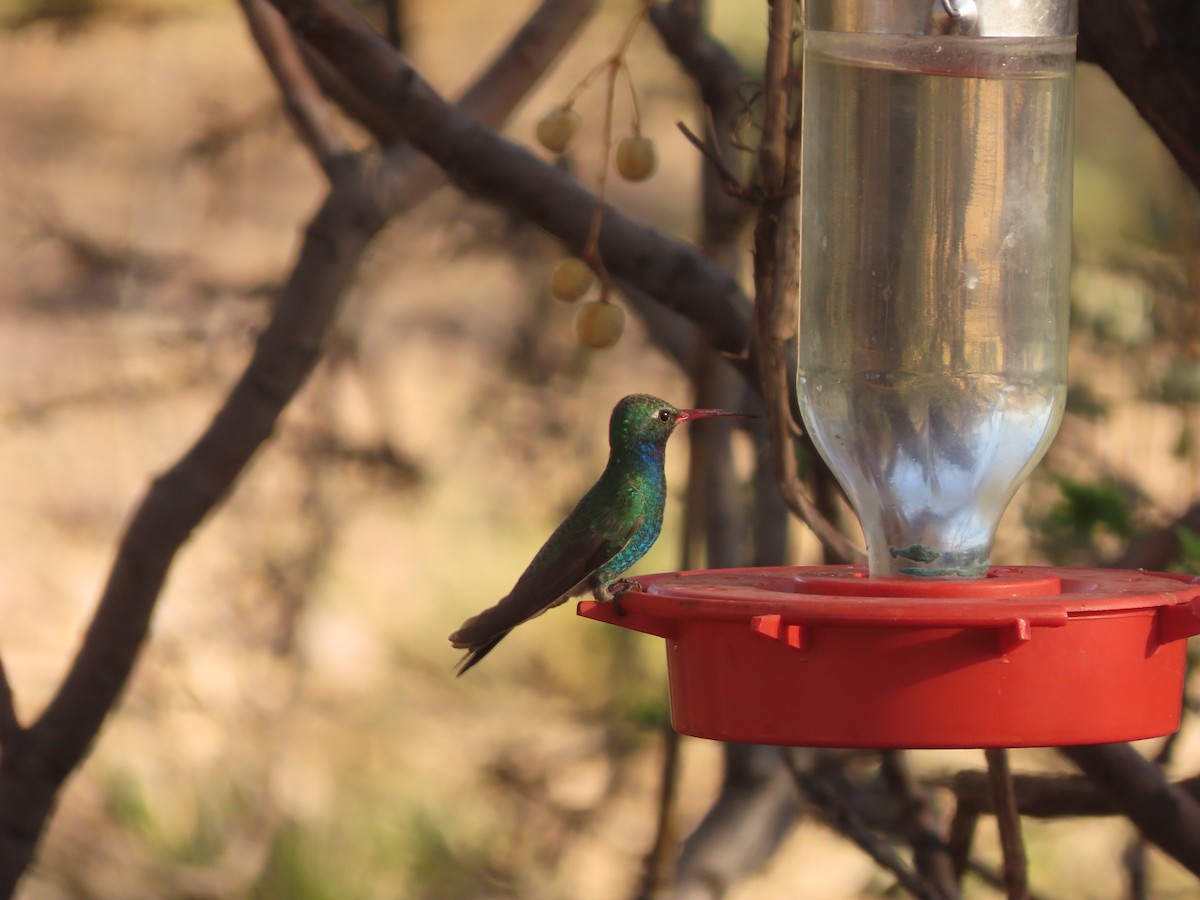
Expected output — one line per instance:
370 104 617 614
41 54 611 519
945 799 978 884
785 753 941 900
381 0 402 48
984 749 1029 900
964 860 1052 900
674 121 754 201
581 0 652 276
239 0 350 173
1123 836 1149 900
748 0 865 564
881 751 961 899
635 725 682 898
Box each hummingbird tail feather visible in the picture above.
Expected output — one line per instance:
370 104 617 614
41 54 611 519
454 632 509 676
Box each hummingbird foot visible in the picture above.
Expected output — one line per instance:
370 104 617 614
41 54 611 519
605 578 643 616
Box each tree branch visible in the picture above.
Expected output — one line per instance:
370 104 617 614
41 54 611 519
636 727 682 899
268 0 754 357
0 156 389 898
240 0 351 173
1079 0 1200 189
0 653 19 752
455 0 597 129
1060 743 1200 879
749 0 865 564
0 1 596 893
984 748 1030 900
949 768 1200 818
1110 496 1200 570
636 9 802 894
786 751 944 900
669 744 798 900
945 798 978 884
881 751 960 900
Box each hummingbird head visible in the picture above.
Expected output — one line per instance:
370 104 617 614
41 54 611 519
610 394 748 456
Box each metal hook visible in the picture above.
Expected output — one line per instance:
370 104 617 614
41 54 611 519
931 0 979 34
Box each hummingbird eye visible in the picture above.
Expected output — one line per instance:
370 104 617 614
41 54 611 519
656 409 672 423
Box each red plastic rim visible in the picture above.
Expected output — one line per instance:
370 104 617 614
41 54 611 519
578 566 1200 748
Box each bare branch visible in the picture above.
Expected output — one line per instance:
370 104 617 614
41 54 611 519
0 156 389 897
268 0 753 356
381 0 402 49
456 0 598 129
239 0 351 172
786 751 944 900
1060 743 1200 879
639 12 799 896
984 749 1029 900
748 0 865 564
756 0 791 194
948 768 1200 818
1111 496 1200 570
945 798 978 884
1123 836 1149 900
303 0 598 216
1078 0 1200 189
0 4 609 892
301 43 404 145
0 652 20 751
674 121 754 201
635 727 682 899
881 751 961 900
651 0 755 221
669 744 798 900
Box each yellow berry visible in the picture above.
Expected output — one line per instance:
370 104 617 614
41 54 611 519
549 258 595 302
575 300 625 348
536 108 581 154
616 134 657 181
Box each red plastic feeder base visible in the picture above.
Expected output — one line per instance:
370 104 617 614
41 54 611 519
577 566 1200 748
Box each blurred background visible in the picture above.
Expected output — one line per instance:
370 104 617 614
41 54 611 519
2 0 1200 897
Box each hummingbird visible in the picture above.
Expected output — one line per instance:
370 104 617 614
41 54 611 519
449 393 745 674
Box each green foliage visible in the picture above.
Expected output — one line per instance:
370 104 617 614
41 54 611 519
2 0 101 30
1064 381 1108 420
103 770 246 867
615 685 671 732
248 797 497 899
252 822 339 900
103 771 152 834
169 798 229 867
403 808 497 899
1172 526 1200 574
1159 360 1200 404
1033 475 1138 563
1 0 222 30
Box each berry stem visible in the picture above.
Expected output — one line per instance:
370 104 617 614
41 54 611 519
578 0 652 280
621 59 643 134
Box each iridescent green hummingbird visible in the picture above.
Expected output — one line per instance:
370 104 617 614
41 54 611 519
450 393 745 674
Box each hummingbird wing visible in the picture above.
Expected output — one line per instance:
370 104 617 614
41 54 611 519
449 512 645 675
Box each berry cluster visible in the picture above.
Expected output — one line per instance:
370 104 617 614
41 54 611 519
532 2 659 349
